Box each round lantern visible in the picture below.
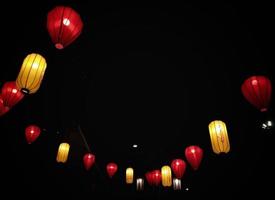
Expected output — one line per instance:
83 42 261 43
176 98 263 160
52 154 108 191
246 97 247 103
161 166 172 187
56 143 70 163
83 153 95 171
171 159 186 179
209 120 230 154
185 145 203 170
1 81 24 107
106 162 118 178
47 6 83 49
151 170 162 186
16 53 47 94
25 125 41 144
126 167 134 184
241 76 272 112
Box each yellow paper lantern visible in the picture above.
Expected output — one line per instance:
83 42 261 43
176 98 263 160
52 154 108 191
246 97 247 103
126 167 134 184
161 165 172 187
56 143 70 163
16 53 47 94
208 120 230 154
136 178 144 191
173 178 181 190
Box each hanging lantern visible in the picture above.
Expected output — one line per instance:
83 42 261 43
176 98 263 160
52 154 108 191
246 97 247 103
1 81 24 107
25 125 41 144
83 153 95 171
47 6 83 49
161 166 172 187
136 178 144 191
145 171 154 186
106 162 118 178
209 120 230 154
0 96 10 116
16 53 47 94
171 159 186 179
126 167 134 184
185 145 203 170
173 178 181 190
151 170 162 186
241 76 272 112
56 143 70 163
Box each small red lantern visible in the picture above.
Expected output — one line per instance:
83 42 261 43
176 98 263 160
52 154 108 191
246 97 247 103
145 171 154 186
241 76 272 112
151 170 162 186
25 125 41 144
47 6 83 49
83 153 95 171
1 81 24 107
106 162 118 178
171 159 186 179
185 145 203 170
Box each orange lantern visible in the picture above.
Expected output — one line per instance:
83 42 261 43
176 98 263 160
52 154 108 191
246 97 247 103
126 167 134 184
56 143 70 163
161 166 172 187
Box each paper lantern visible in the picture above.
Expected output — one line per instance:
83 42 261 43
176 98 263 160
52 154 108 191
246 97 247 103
83 153 95 171
173 178 181 190
171 159 186 179
106 162 118 178
25 125 41 144
56 143 70 163
16 53 47 94
151 170 162 186
209 120 230 154
241 76 272 112
161 166 172 187
1 81 24 107
47 6 83 49
145 171 154 186
185 145 203 170
126 167 134 184
136 178 144 191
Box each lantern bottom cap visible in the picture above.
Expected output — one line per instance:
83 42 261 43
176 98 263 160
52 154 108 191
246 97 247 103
260 108 268 112
55 43 64 49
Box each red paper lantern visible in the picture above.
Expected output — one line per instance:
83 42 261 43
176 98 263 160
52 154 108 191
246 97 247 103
1 81 24 107
241 76 272 112
171 159 186 179
151 170 162 186
185 145 203 170
0 96 10 116
25 125 41 144
83 153 95 171
47 6 83 49
145 171 154 186
106 162 118 178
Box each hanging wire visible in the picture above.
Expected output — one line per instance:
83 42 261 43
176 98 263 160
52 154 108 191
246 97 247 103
77 124 91 152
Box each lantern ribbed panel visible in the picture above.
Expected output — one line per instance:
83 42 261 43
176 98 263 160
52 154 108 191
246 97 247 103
56 143 70 163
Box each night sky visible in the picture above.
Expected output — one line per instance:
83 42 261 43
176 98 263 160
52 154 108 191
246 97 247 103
1 1 274 199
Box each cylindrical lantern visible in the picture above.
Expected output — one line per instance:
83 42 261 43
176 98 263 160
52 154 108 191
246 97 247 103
241 75 272 112
126 167 134 184
161 166 172 187
185 145 203 170
25 125 41 144
16 53 47 94
173 178 181 190
209 120 230 154
136 178 144 191
1 81 24 107
83 153 95 171
56 143 70 163
106 162 118 178
171 159 186 179
47 6 83 49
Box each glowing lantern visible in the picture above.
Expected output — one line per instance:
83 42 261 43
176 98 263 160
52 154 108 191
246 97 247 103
47 6 83 49
173 178 181 190
151 170 162 186
185 145 203 170
16 53 47 94
126 167 134 184
106 162 118 178
145 171 154 186
25 125 41 144
56 143 70 163
209 120 230 154
1 81 24 107
136 178 144 191
171 159 186 179
83 153 95 171
161 166 172 187
241 76 272 112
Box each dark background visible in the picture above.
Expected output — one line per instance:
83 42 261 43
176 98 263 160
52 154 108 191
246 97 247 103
1 1 274 199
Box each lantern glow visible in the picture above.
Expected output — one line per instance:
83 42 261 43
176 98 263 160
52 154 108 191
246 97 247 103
126 167 134 184
161 166 172 187
56 143 70 163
